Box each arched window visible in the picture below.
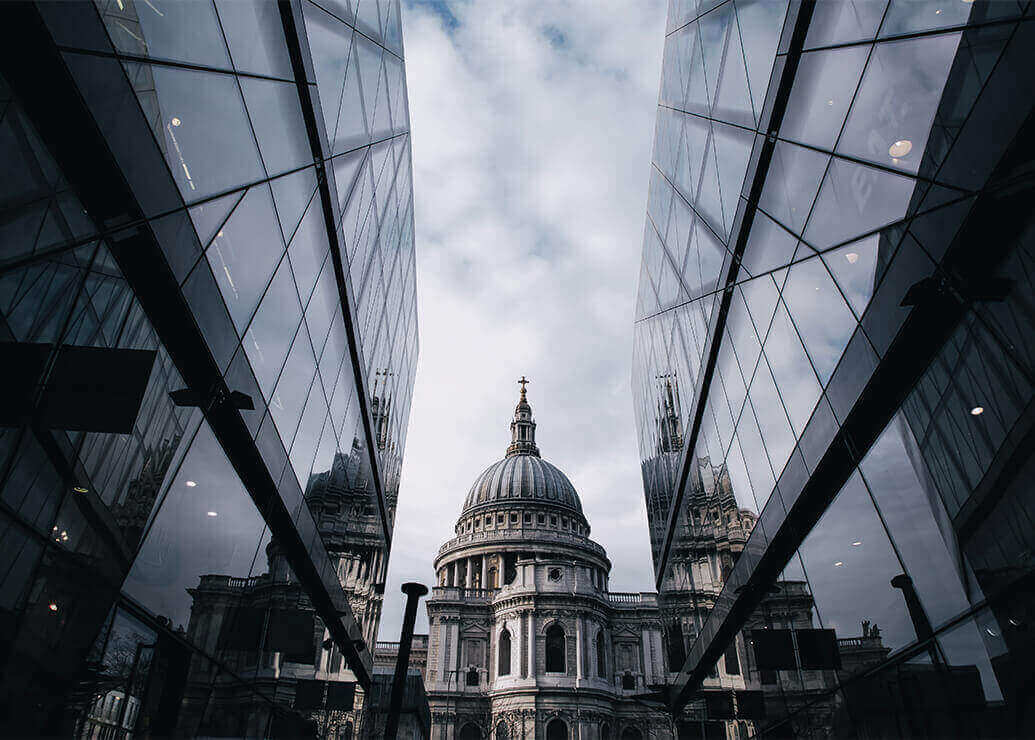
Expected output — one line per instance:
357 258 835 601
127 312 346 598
498 629 511 676
545 624 565 673
546 719 567 740
466 667 479 685
621 729 642 740
495 721 509 740
621 672 635 690
600 722 612 740
595 630 607 678
459 723 481 740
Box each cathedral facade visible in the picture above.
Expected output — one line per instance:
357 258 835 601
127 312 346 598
400 382 864 740
421 383 677 740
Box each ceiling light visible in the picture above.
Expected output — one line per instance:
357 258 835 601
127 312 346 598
985 627 998 637
73 485 89 494
49 603 59 612
207 511 218 517
936 8 942 14
827 99 834 106
171 117 182 127
845 252 859 264
185 480 197 487
888 140 912 158
851 541 862 547
834 561 844 567
216 230 224 238
970 406 984 416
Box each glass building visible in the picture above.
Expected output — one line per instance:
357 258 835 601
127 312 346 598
0 1 417 737
633 0 1035 737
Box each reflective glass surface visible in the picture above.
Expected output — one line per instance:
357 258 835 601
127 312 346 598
636 1 1035 735
0 1 416 736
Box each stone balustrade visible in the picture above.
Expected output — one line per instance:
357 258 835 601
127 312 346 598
437 528 607 559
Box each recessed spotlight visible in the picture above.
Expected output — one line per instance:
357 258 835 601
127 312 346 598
48 603 59 612
206 511 218 517
845 252 859 264
851 541 862 547
827 99 834 106
970 406 984 416
834 561 844 567
73 485 89 494
185 480 197 487
216 230 224 238
936 8 942 14
986 627 998 637
889 140 912 158
171 117 182 127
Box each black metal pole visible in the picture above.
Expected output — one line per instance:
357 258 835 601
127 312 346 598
385 582 428 740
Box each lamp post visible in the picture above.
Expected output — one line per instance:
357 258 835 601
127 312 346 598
385 582 428 740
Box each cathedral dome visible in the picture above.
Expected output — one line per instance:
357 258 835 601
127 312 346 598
463 454 582 514
461 377 583 516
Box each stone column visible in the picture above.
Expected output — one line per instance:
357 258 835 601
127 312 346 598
527 612 536 678
465 558 473 589
481 555 488 590
576 614 585 680
642 628 654 685
518 612 526 679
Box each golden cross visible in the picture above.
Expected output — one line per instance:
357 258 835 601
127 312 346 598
518 376 530 395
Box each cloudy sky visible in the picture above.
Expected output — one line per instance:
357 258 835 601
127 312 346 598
379 0 668 638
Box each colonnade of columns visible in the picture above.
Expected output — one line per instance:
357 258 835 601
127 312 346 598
441 553 503 589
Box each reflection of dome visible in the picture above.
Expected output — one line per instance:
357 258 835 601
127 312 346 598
463 455 582 514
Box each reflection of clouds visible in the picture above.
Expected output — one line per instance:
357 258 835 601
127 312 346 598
798 472 915 652
860 415 974 627
782 255 857 386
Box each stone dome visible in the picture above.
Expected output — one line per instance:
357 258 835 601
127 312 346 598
460 377 583 516
463 454 583 514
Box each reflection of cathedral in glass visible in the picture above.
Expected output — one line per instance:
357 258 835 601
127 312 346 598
0 0 419 737
178 435 385 738
632 0 1035 737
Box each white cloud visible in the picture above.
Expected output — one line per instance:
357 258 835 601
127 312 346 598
379 0 667 638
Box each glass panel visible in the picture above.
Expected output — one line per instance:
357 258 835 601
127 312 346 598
860 414 977 628
286 196 330 306
740 210 798 277
98 0 231 69
270 166 318 244
239 77 312 178
763 301 822 436
758 140 829 236
712 121 753 239
124 62 265 202
734 0 788 119
714 11 755 126
781 255 859 385
214 0 294 78
301 1 352 147
205 184 285 333
122 422 268 638
838 34 962 176
804 0 886 49
803 157 918 250
880 0 974 38
779 45 870 152
797 471 916 667
243 256 302 399
269 326 318 449
188 190 244 251
822 235 880 319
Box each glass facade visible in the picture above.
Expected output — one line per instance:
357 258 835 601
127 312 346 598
633 1 1035 737
0 1 416 737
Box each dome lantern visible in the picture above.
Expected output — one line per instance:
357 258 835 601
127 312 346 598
506 376 539 458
